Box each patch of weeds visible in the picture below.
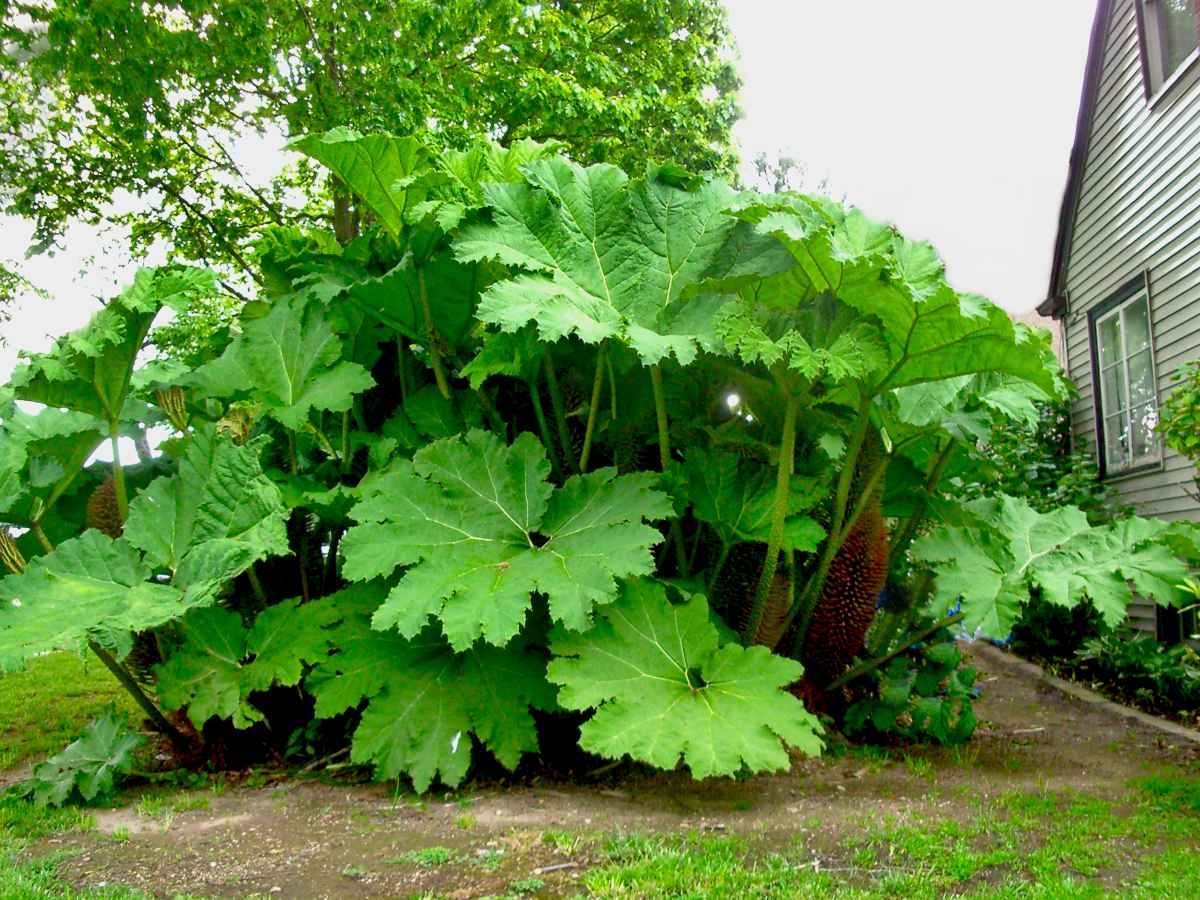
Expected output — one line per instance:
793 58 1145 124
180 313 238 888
456 813 477 830
135 790 210 828
542 828 581 854
946 744 980 768
393 846 455 868
903 754 934 780
244 769 271 789
110 826 132 843
508 877 545 894
341 865 366 879
847 744 893 774
471 847 506 871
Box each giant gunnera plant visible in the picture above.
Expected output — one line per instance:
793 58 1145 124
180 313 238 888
3 130 1198 794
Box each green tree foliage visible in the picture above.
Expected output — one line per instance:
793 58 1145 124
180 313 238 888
5 132 1199 795
1 0 740 276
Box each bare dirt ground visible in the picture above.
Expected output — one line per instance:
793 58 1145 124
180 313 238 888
34 645 1200 899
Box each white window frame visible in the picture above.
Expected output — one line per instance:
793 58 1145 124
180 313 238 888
1091 283 1162 478
1137 0 1200 102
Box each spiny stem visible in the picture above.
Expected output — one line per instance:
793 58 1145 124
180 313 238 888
247 565 269 608
528 378 564 482
543 349 580 475
287 435 311 604
868 570 935 659
706 542 733 597
743 393 799 646
396 338 412 404
417 268 452 400
108 426 128 524
607 353 618 419
650 363 689 576
579 344 606 473
650 364 671 471
826 611 966 692
340 412 350 472
88 639 189 748
888 439 955 571
32 522 53 555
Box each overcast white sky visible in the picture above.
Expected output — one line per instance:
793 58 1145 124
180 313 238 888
0 0 1097 381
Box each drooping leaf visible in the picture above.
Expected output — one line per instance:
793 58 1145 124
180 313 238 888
10 267 216 424
460 326 545 389
339 252 480 352
342 430 671 649
676 450 826 552
190 293 374 429
290 130 434 239
123 428 289 597
455 159 790 365
547 579 823 778
725 197 1064 396
0 531 193 671
24 707 143 807
914 494 1191 637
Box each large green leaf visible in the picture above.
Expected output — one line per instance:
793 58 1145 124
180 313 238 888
725 197 1063 396
455 160 790 365
914 495 1190 637
0 531 195 670
548 580 823 778
190 293 374 429
25 707 143 807
342 430 672 649
155 587 366 728
123 428 289 597
155 606 262 729
303 593 554 791
10 267 215 424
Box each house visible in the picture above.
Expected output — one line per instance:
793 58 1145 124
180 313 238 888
1038 0 1200 638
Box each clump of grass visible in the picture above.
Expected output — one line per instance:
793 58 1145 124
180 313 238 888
392 846 455 868
1132 772 1200 814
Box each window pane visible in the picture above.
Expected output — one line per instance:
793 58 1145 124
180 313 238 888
1131 402 1159 460
1122 297 1151 354
1161 0 1199 76
1101 363 1127 415
1106 411 1131 469
1098 315 1123 369
1128 348 1156 406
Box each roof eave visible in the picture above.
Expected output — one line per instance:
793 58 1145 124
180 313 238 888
1043 0 1112 320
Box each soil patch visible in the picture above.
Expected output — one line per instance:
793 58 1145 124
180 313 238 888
33 644 1200 898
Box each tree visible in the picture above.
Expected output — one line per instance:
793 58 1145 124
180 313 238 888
0 0 741 282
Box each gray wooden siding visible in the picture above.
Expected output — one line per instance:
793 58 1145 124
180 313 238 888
1060 0 1200 631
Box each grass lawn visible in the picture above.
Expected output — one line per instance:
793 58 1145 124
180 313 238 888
2 649 1200 898
0 652 141 772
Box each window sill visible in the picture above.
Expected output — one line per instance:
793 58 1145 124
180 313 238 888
1148 49 1200 110
1101 457 1165 483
